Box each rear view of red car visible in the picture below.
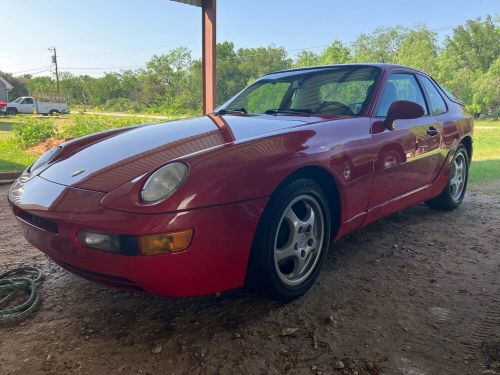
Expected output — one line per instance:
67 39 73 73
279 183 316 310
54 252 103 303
0 101 7 115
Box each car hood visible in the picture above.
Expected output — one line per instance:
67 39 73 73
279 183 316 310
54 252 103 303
40 114 314 192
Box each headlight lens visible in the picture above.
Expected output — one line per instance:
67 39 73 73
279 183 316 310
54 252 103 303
30 146 62 172
141 162 189 203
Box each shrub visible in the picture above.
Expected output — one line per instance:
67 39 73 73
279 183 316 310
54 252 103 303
60 115 153 139
12 118 58 148
104 98 146 113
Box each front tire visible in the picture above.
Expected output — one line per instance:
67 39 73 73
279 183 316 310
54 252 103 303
426 144 469 210
246 179 331 301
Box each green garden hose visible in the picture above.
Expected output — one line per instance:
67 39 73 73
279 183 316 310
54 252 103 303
0 266 44 324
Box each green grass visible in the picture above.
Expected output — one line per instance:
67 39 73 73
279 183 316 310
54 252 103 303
1 116 499 189
468 120 500 186
0 128 37 172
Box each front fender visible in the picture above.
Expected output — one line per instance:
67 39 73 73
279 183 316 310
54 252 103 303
101 129 318 214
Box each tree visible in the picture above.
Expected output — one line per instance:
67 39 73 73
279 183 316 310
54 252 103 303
472 57 500 118
216 41 246 104
237 45 292 84
294 50 321 68
318 41 351 64
0 71 29 100
443 15 500 72
396 26 438 75
352 26 408 63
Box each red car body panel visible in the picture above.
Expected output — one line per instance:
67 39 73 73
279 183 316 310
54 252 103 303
8 64 473 297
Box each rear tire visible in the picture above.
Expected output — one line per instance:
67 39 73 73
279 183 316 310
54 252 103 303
246 179 331 301
426 144 469 210
6 108 17 116
49 110 60 116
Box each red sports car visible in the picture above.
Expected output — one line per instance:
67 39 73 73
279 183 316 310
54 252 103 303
9 64 473 300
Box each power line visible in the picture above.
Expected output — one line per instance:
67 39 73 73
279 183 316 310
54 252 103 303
10 65 53 75
2 21 484 76
59 65 144 70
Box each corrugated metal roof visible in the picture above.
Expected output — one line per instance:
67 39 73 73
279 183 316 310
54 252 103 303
171 0 203 7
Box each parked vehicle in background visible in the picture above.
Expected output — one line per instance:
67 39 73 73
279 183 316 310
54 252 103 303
0 101 6 115
6 96 68 116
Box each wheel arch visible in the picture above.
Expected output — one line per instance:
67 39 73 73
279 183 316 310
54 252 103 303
271 165 341 239
459 135 473 162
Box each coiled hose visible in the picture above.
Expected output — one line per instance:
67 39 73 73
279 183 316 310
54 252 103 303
0 266 44 324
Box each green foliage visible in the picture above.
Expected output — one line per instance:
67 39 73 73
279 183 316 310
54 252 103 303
60 115 151 139
319 41 351 65
471 57 500 118
237 45 292 84
294 50 321 68
396 27 439 76
12 118 57 148
443 15 499 72
352 26 408 63
0 136 37 172
4 15 498 118
0 71 28 99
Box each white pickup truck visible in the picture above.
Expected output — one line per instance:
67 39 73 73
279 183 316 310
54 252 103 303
6 96 68 116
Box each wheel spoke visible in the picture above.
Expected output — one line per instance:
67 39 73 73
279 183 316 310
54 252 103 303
302 204 315 230
285 208 301 229
276 243 296 262
291 256 306 277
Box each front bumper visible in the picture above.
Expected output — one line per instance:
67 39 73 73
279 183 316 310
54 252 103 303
8 176 268 297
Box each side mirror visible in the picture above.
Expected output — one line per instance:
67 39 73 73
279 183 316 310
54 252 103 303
385 100 425 131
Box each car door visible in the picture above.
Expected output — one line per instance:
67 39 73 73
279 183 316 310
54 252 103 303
19 98 36 114
369 71 443 207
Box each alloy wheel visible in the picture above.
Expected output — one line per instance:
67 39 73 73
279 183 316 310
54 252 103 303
450 152 467 203
273 195 325 287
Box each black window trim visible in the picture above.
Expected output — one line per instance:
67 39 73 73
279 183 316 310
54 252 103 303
374 70 431 118
416 73 449 116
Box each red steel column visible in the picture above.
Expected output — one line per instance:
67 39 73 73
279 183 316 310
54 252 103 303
202 0 216 114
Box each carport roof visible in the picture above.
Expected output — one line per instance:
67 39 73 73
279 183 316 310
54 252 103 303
171 0 203 7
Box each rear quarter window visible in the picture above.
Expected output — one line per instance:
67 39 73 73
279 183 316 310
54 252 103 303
419 75 447 115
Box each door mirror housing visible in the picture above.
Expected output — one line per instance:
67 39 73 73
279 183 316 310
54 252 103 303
385 100 425 131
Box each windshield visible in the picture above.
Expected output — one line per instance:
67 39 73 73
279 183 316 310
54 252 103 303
13 97 23 103
220 66 380 116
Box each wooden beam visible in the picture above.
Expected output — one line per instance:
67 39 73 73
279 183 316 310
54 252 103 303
202 0 216 114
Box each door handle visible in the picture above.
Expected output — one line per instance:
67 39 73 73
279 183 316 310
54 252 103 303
426 126 440 136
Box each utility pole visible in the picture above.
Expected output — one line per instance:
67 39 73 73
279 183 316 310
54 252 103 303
49 46 60 94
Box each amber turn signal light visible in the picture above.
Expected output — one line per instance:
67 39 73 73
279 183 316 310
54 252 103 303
138 229 193 255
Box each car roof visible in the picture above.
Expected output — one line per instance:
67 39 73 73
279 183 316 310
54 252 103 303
262 63 425 79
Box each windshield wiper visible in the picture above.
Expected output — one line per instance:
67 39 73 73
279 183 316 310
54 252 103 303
214 107 247 115
264 108 313 115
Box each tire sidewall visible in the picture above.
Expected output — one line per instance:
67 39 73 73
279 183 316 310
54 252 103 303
249 179 331 300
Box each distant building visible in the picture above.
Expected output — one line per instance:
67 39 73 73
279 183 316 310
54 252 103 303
0 76 13 102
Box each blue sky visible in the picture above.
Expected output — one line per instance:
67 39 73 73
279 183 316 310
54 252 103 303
0 0 497 77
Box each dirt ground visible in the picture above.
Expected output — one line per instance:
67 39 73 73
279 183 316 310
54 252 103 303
0 183 499 375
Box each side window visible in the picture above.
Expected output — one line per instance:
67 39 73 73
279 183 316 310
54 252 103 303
376 73 428 117
24 98 34 105
419 75 447 115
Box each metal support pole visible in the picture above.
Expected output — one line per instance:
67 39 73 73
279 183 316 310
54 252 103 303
202 0 216 114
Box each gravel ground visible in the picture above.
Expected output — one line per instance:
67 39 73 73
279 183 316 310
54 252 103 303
0 183 499 375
